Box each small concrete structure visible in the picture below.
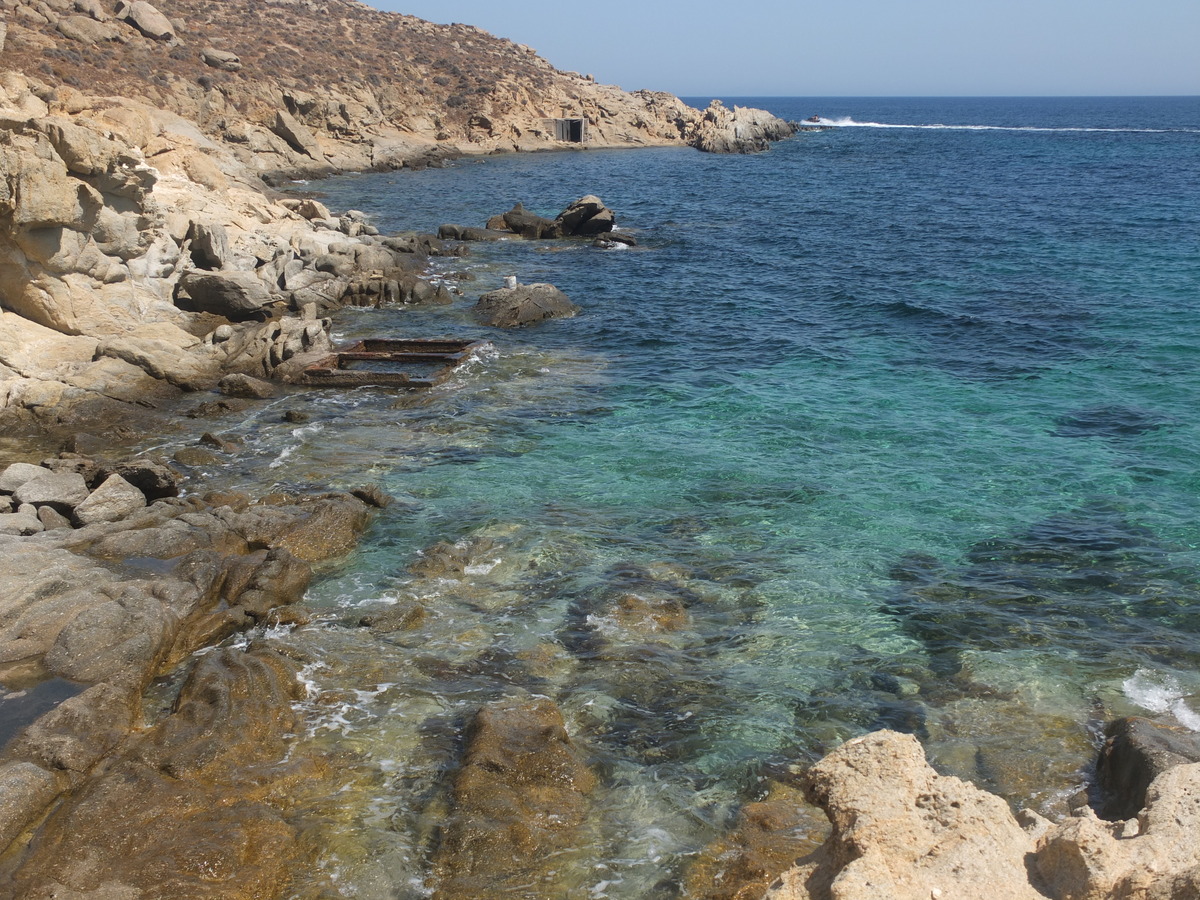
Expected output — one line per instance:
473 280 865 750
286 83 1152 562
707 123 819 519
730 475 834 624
549 118 587 143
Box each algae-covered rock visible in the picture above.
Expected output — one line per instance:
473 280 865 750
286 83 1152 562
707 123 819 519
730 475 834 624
430 696 596 898
6 648 316 900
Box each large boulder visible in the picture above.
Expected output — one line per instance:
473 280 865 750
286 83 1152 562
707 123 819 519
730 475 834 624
271 110 327 163
473 283 580 328
72 474 146 526
500 202 562 239
555 194 615 236
57 15 123 43
0 462 50 494
113 0 175 40
200 47 242 71
185 220 232 270
13 472 90 514
176 270 273 320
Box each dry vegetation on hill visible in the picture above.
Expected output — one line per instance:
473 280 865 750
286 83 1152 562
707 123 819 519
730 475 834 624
2 0 699 165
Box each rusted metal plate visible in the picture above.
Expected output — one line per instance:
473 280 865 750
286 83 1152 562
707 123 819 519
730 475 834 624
301 339 489 388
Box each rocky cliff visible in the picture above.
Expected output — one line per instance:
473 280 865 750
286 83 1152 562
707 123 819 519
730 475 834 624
0 0 795 431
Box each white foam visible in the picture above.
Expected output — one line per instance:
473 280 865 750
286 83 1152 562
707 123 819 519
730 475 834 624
816 116 1196 135
1123 668 1200 731
464 558 501 576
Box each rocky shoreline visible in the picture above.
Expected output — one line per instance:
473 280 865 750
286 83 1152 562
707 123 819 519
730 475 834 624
3 1 1199 898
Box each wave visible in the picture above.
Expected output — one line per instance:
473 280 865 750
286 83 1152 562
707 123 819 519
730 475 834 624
814 116 1200 134
1123 668 1200 731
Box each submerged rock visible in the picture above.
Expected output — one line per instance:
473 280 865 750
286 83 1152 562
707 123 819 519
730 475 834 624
430 696 596 898
683 783 827 900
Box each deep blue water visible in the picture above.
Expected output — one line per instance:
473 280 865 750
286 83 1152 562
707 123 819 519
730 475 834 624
219 97 1200 896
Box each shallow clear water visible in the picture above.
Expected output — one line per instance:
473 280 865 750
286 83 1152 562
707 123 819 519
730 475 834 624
179 97 1200 896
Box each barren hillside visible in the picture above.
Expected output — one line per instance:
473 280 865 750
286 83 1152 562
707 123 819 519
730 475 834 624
1 0 722 176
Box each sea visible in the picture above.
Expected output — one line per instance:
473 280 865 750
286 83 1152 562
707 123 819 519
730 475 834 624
169 97 1200 897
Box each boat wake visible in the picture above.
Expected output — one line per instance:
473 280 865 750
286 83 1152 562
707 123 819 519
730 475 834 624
814 116 1199 134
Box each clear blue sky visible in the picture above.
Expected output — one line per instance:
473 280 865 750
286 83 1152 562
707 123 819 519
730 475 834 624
365 1 1199 97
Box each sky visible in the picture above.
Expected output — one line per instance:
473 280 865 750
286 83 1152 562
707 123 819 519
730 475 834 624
366 0 1199 97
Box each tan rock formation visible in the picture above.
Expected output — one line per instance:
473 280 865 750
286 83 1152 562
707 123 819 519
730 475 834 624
4 647 320 900
0 469 377 867
765 730 1200 900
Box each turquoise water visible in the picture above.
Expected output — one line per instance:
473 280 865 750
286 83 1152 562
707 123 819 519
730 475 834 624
199 98 1200 896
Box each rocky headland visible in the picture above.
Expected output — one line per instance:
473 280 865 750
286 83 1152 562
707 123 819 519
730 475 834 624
2 1 1197 899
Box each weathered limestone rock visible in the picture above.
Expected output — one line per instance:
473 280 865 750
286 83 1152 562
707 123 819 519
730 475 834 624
72 473 146 525
765 731 1047 900
430 696 597 898
473 282 579 328
767 729 1200 900
1036 762 1200 900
